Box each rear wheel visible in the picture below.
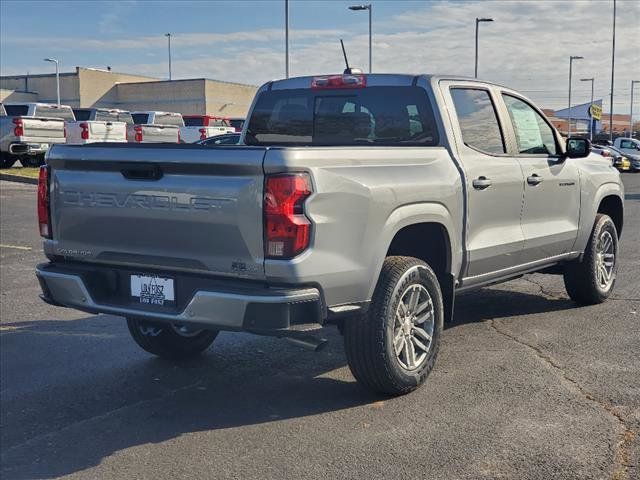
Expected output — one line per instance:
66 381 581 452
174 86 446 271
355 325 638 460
343 256 443 396
127 318 218 359
563 213 618 305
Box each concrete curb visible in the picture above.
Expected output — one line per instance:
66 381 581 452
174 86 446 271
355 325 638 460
0 173 38 185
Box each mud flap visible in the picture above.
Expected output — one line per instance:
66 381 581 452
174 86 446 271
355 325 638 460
438 273 455 324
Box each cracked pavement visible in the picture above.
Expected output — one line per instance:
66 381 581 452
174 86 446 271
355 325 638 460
1 174 639 480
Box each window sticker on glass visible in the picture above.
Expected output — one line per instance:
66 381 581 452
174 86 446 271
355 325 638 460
509 103 543 152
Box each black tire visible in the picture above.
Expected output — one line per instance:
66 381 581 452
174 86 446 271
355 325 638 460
20 155 45 168
127 318 218 359
0 153 16 169
563 213 618 305
344 256 444 396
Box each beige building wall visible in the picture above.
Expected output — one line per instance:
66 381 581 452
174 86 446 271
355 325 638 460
0 73 80 106
204 80 257 117
1 68 256 117
113 79 206 114
78 68 156 107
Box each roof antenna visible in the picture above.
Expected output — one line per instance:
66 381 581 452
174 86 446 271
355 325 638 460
340 39 362 75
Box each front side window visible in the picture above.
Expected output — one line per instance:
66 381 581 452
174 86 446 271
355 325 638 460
450 88 505 155
502 94 557 155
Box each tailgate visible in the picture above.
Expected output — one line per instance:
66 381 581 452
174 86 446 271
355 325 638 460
142 125 179 143
21 117 65 140
89 121 127 142
46 144 267 279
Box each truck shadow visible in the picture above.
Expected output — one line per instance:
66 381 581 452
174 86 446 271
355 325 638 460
1 287 576 479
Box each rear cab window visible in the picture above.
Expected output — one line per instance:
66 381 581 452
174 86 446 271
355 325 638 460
245 86 439 146
72 109 91 121
184 117 205 127
4 105 29 116
154 114 184 127
34 105 75 121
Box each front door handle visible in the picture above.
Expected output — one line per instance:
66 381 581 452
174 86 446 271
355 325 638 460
472 176 492 190
527 174 543 186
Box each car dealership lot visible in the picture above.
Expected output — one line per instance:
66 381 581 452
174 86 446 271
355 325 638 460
1 176 638 479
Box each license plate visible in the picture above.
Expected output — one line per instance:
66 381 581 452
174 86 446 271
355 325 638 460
130 275 175 306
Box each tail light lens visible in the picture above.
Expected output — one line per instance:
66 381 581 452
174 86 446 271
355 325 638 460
264 173 312 258
199 128 207 140
13 117 24 137
37 166 51 238
134 125 143 142
80 122 89 140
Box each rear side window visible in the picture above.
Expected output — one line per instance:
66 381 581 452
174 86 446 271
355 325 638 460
73 109 91 121
4 105 29 116
450 88 505 155
34 105 75 121
246 86 439 146
132 113 150 124
502 94 557 155
184 117 205 127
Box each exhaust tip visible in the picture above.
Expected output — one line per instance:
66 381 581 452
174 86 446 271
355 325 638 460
284 335 328 352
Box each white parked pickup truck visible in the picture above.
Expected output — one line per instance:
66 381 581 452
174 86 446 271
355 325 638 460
0 102 74 167
180 115 235 143
66 108 130 145
127 111 182 144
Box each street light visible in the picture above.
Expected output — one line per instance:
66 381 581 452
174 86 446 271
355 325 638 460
165 33 172 80
348 4 372 73
609 0 616 142
474 17 493 79
630 80 639 138
580 77 594 141
285 0 289 78
567 55 584 137
43 58 60 106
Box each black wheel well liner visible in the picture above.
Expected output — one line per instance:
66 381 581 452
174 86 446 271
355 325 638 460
597 195 623 236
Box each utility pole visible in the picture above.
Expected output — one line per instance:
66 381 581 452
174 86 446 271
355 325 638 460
609 0 616 141
285 0 290 78
165 33 172 80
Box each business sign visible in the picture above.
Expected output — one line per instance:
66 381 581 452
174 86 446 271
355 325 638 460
589 104 602 120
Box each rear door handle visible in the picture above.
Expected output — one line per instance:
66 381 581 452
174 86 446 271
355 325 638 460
527 174 543 186
472 176 492 190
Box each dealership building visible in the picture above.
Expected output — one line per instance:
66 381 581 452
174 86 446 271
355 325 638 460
0 66 257 118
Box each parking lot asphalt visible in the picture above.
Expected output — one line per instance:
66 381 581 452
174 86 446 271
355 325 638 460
1 175 639 480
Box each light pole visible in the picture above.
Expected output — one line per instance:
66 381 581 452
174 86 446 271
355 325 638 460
567 55 583 137
474 17 493 79
285 0 289 78
609 0 616 141
630 80 639 138
165 33 172 80
348 4 372 73
43 58 60 106
580 77 594 141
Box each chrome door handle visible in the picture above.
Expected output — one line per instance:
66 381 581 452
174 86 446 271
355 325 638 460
472 176 492 189
527 174 543 186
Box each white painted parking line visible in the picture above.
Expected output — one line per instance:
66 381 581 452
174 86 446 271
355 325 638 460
0 244 32 251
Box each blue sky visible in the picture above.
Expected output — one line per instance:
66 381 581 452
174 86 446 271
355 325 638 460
1 0 639 114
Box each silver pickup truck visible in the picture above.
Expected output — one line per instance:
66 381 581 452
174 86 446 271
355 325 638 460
36 73 624 395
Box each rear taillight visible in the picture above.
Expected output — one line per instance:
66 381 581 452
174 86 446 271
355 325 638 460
311 74 366 89
264 173 312 258
13 117 24 137
199 128 207 140
37 166 51 238
80 122 89 140
134 125 143 142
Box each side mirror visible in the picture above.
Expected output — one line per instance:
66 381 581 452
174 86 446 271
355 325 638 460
565 137 591 159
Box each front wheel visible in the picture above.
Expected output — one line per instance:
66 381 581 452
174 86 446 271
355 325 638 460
127 318 218 359
563 213 618 305
343 256 443 396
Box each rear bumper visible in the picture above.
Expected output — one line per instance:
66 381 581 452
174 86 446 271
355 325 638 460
36 262 322 333
8 142 51 155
